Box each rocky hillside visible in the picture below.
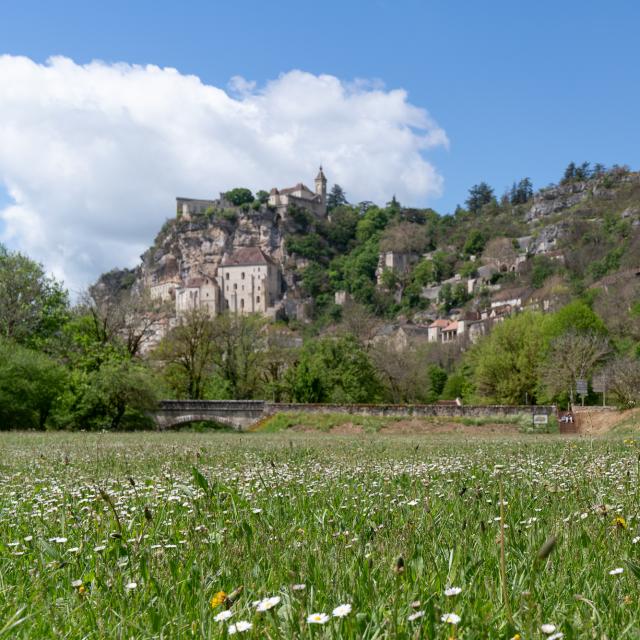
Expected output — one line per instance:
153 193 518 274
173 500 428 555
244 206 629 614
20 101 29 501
94 165 640 330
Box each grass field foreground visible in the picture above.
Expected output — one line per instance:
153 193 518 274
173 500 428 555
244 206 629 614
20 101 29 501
0 431 639 638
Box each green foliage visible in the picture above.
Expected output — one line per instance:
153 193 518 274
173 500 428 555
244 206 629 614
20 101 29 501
225 187 254 206
465 182 495 214
426 365 448 401
543 300 607 340
286 335 382 403
588 247 623 280
471 311 547 404
356 206 389 243
58 359 159 430
462 230 486 256
530 255 557 288
0 244 69 348
438 282 470 313
255 190 270 204
326 184 348 211
285 233 327 261
287 204 314 232
0 339 68 429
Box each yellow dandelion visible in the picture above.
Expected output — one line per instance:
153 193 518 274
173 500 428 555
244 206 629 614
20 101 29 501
612 516 627 530
210 591 227 608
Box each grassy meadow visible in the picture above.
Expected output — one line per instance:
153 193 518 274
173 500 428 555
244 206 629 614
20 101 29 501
0 430 639 638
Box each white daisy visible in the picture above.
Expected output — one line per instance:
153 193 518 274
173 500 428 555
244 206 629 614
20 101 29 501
609 567 624 575
541 623 557 634
228 621 252 634
332 604 352 618
441 613 461 625
256 596 281 612
307 612 330 624
444 586 462 596
124 581 137 590
408 610 424 621
214 610 233 622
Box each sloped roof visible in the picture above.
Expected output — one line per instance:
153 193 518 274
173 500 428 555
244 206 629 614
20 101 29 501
222 247 274 267
278 182 314 196
429 319 450 329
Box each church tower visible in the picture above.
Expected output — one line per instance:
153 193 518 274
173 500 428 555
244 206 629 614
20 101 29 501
315 166 327 215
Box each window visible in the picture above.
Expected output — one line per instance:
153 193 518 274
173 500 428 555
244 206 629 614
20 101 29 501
256 296 260 303
240 299 245 309
234 283 237 290
241 272 245 279
225 273 229 280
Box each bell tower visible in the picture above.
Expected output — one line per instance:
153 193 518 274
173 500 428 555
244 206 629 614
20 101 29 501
314 166 327 215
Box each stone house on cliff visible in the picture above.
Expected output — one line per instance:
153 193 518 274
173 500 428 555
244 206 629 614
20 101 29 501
268 167 327 217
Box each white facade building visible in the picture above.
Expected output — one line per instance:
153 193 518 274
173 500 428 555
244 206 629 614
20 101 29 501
218 247 280 315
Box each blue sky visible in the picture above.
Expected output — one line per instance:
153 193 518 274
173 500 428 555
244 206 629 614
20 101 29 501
1 0 639 286
3 0 638 210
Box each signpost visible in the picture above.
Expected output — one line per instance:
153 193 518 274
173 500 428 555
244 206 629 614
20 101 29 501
592 374 607 406
576 379 588 407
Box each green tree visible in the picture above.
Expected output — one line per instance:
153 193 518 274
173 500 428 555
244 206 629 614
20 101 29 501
255 190 270 204
209 313 267 399
154 309 218 399
471 312 547 404
225 188 254 206
286 335 382 403
326 184 348 211
465 183 494 214
462 230 486 256
0 244 69 347
0 339 68 429
59 358 159 430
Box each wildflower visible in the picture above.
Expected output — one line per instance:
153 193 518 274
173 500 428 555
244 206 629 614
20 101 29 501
93 545 106 552
252 508 262 514
125 582 137 590
441 613 461 624
332 604 352 618
256 596 281 612
292 583 306 591
54 537 68 544
210 591 227 608
307 612 330 624
633 536 640 544
609 567 624 575
71 579 83 588
548 634 564 640
408 610 424 621
510 635 522 640
228 621 252 634
444 587 462 596
214 610 233 622
541 624 557 634
613 516 627 529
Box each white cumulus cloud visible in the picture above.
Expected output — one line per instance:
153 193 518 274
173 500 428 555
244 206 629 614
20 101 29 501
0 55 448 291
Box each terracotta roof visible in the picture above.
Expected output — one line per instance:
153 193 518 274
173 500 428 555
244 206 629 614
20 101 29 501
443 321 458 332
222 247 273 267
429 319 450 329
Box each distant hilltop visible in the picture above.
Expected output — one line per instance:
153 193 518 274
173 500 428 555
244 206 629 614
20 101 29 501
93 162 640 352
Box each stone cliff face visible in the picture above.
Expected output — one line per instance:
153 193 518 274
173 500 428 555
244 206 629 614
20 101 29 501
526 171 640 222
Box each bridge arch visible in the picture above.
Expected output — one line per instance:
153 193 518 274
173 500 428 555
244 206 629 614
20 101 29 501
153 400 267 431
156 413 240 430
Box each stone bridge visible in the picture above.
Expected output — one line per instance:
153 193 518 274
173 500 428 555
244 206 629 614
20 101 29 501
153 400 556 430
154 400 267 430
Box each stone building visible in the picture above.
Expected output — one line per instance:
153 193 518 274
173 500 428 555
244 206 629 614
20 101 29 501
268 167 327 217
175 276 219 316
218 247 281 315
